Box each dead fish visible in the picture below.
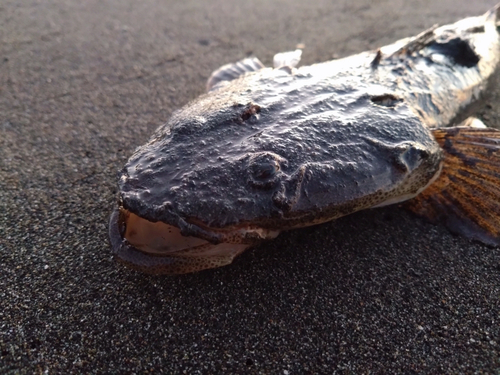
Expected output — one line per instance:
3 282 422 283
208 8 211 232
109 5 500 274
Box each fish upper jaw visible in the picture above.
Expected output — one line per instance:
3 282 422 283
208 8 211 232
118 194 225 244
109 205 281 274
108 208 253 274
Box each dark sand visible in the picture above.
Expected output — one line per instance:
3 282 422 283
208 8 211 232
1 0 499 373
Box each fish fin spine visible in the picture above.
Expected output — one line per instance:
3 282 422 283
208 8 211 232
206 57 265 92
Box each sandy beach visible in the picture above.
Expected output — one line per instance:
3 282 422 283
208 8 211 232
1 0 499 372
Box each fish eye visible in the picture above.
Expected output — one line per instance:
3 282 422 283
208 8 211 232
247 152 287 188
252 160 280 180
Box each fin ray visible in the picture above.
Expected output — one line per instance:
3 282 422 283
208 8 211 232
388 25 438 58
405 126 500 246
206 57 265 92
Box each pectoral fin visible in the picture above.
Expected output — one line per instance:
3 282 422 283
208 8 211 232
207 57 265 91
405 126 500 246
273 49 302 69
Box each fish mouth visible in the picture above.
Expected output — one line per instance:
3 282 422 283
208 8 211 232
109 207 280 274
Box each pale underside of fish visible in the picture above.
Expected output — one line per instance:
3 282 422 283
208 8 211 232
109 5 500 274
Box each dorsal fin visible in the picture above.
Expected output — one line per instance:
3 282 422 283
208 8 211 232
485 2 500 24
388 24 438 58
273 49 302 69
206 57 265 92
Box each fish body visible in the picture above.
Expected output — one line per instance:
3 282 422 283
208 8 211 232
110 6 500 274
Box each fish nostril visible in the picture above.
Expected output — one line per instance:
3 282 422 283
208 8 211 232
240 103 261 122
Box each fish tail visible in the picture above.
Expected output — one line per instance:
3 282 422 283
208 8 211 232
404 124 500 246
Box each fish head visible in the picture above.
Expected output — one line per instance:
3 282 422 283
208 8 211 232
111 72 443 274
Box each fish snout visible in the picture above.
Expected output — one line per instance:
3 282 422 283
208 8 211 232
121 198 226 245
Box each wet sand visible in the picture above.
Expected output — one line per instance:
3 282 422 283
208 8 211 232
1 0 499 372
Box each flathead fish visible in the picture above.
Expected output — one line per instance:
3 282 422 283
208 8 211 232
110 5 500 274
